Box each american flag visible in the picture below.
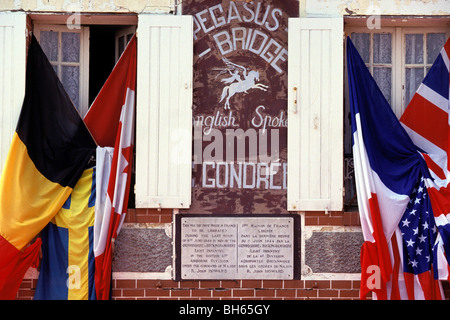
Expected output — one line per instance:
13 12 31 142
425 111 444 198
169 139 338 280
399 177 437 276
392 176 443 300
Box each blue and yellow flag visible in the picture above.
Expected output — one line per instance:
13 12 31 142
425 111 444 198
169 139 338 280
35 167 96 300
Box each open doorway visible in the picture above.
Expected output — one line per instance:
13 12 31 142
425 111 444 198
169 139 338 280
89 25 136 106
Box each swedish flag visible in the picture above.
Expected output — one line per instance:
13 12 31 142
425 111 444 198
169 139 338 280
35 167 96 300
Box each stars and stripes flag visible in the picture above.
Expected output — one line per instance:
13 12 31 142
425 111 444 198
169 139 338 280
391 176 443 299
83 34 136 300
347 36 450 300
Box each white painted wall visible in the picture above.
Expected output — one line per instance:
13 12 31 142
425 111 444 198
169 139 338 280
1 0 449 16
0 0 175 13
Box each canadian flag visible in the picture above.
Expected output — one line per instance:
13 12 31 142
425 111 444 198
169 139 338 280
83 35 136 300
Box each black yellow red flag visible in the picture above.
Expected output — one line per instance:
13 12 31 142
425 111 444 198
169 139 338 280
0 35 96 299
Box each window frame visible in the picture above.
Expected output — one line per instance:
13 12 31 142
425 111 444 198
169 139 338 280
401 27 450 114
347 27 395 106
115 26 137 63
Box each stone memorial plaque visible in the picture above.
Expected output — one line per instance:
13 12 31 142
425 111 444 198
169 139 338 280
175 215 299 280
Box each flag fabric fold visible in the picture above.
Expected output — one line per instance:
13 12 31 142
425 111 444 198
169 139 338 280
347 36 448 300
0 35 96 299
34 167 97 300
84 34 136 300
347 37 424 299
0 237 41 300
400 38 450 283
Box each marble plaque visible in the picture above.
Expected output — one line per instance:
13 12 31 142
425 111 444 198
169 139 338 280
177 216 297 280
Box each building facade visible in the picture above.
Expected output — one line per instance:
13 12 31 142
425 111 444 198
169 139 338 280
0 0 449 300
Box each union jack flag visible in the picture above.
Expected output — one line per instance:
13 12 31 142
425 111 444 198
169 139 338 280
400 37 450 286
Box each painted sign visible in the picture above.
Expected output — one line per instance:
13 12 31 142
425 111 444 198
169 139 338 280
182 0 299 214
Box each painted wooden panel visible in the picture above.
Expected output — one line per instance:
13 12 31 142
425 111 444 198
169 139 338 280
288 17 344 212
0 12 27 176
135 14 193 209
181 0 298 214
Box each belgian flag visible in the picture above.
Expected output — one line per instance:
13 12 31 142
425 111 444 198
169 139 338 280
0 35 96 299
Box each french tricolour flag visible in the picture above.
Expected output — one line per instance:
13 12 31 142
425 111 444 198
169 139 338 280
83 35 136 300
400 38 450 283
347 37 442 299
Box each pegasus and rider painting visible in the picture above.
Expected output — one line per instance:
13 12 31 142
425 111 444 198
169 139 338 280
216 57 269 109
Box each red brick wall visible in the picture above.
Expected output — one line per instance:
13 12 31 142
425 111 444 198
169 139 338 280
16 278 362 300
111 279 362 300
15 209 450 300
16 276 450 300
122 209 361 227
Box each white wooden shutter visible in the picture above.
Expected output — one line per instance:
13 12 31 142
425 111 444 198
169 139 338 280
0 12 27 176
287 17 344 212
135 14 193 209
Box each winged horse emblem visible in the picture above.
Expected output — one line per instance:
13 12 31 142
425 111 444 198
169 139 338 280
217 57 268 110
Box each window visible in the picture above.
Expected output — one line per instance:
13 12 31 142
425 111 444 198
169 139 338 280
34 21 138 210
403 30 448 107
344 24 450 209
30 15 196 211
350 31 393 106
33 22 137 118
347 27 449 117
34 24 89 116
